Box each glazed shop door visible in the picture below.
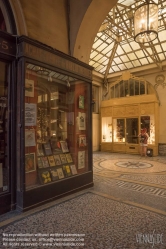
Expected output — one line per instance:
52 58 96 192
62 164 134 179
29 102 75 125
126 118 138 144
0 61 15 214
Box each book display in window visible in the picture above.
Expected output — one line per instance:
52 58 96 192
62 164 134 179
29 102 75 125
78 151 85 169
41 157 49 168
39 170 52 184
56 168 65 179
60 140 69 153
48 155 56 167
50 138 62 154
63 165 72 177
54 154 62 166
50 169 59 181
59 153 67 164
70 165 78 175
37 143 44 156
37 157 44 169
65 153 73 163
43 142 52 156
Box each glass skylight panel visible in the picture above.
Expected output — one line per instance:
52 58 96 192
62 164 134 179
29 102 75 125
135 50 145 58
127 53 137 60
112 65 121 71
155 45 162 53
122 43 132 53
108 68 114 74
161 43 166 52
90 51 98 59
146 57 153 63
132 60 141 67
120 55 129 62
114 57 123 64
158 53 165 60
102 43 114 54
98 56 108 64
93 54 103 61
125 62 133 68
130 41 140 50
103 59 109 66
93 39 104 49
99 67 107 74
96 64 105 71
116 46 124 55
97 43 108 52
140 58 148 65
118 64 127 70
158 30 166 42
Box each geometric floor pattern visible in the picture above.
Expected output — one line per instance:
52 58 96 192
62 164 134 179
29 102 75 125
0 152 166 249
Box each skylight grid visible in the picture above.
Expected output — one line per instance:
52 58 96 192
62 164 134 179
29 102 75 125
90 0 165 75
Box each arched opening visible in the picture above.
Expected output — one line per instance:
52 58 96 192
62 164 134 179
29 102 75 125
0 0 17 34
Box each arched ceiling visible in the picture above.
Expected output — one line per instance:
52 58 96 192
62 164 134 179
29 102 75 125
89 0 166 78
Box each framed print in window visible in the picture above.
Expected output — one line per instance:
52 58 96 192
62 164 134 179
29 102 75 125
78 151 85 169
25 153 36 173
25 103 37 126
78 112 86 130
25 129 36 147
79 95 84 109
25 79 34 97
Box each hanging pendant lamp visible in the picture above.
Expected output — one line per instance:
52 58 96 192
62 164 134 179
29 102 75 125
134 0 158 43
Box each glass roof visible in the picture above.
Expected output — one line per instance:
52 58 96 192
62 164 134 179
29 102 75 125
89 0 166 77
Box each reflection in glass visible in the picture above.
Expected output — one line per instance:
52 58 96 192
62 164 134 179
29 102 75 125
113 118 125 142
126 118 138 144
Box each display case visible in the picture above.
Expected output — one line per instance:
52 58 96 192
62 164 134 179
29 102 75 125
16 36 93 211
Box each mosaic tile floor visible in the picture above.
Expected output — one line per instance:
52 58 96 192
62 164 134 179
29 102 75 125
0 152 166 249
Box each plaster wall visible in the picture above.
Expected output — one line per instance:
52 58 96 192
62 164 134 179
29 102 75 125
143 72 166 144
18 0 69 53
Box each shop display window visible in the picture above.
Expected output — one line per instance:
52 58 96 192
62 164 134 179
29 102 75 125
141 115 155 144
102 117 112 142
0 61 8 194
113 118 125 142
25 63 91 190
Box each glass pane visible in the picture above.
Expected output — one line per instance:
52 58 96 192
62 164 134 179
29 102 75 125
115 83 119 98
119 81 124 97
124 81 129 96
126 118 138 144
0 61 9 194
113 119 125 142
135 81 139 95
110 86 114 98
25 63 91 190
140 81 145 95
102 117 112 142
129 79 134 96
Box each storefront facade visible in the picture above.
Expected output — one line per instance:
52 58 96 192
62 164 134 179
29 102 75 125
101 73 159 156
